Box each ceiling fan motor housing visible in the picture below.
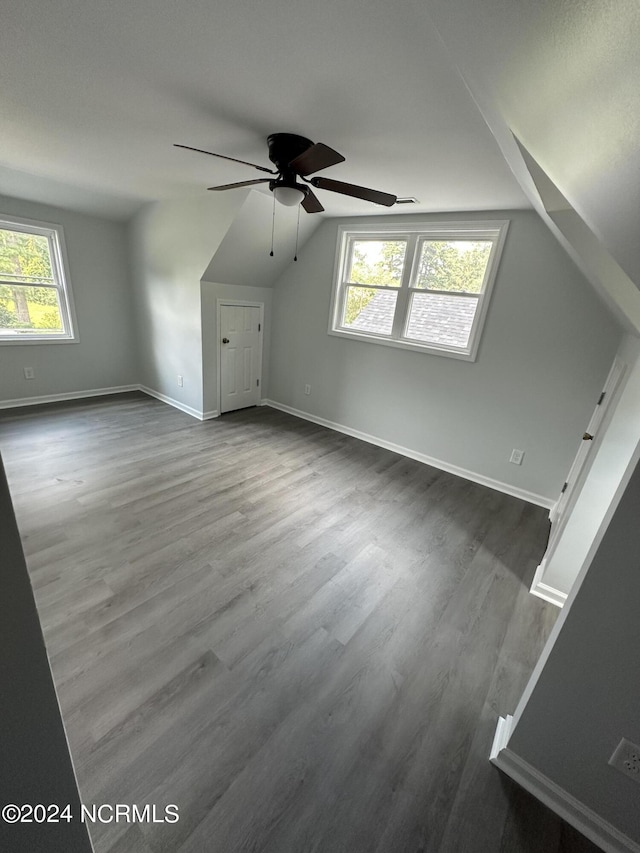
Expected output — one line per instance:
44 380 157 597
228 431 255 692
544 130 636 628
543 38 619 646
268 178 309 196
267 133 314 173
267 133 313 197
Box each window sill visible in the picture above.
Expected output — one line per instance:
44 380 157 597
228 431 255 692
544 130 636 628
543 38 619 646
327 327 477 361
0 335 79 345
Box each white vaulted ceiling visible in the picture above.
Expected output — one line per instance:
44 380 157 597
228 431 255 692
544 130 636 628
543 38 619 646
0 0 529 219
1 0 637 297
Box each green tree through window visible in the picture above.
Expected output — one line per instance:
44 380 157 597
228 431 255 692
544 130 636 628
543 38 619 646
415 241 492 292
345 240 405 325
0 226 63 333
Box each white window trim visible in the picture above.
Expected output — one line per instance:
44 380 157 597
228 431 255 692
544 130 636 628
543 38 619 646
328 219 509 361
0 215 79 345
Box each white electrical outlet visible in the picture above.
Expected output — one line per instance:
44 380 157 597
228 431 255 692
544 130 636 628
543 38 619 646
304 384 311 395
509 449 524 465
23 367 35 380
609 737 640 783
177 375 183 387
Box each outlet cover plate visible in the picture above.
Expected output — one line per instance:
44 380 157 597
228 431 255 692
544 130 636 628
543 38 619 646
509 448 524 465
609 737 640 783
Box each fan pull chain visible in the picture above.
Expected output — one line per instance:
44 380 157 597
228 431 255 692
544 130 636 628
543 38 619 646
269 192 276 257
294 203 301 262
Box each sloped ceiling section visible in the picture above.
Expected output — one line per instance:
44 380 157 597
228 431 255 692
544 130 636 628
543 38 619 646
516 139 640 335
0 164 140 221
422 0 640 289
202 190 321 287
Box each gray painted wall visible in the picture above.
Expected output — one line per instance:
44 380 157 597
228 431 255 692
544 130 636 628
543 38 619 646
268 210 622 501
201 282 273 417
0 456 93 852
0 194 137 403
202 190 320 289
509 452 640 844
128 194 246 416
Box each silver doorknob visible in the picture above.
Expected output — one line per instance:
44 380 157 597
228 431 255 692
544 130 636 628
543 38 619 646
222 338 230 344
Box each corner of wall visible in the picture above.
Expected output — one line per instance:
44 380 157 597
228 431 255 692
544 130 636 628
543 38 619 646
126 195 246 415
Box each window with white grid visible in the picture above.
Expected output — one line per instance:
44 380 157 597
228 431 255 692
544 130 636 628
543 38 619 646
329 221 508 360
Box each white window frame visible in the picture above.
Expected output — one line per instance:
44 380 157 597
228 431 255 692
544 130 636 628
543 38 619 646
0 215 78 344
328 220 509 361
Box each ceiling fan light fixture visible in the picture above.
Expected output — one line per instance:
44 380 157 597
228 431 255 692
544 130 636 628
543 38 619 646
273 185 306 207
177 133 397 213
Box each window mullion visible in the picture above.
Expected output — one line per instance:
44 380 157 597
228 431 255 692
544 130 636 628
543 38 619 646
337 279 349 328
414 287 480 298
345 282 397 291
391 234 417 339
0 280 59 289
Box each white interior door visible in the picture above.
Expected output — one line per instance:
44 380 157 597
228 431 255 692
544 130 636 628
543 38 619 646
549 357 625 530
220 304 262 414
538 356 625 580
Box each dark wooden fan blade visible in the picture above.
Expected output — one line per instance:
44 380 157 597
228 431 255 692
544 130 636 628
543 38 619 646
301 188 324 213
289 143 345 176
310 177 396 206
174 144 276 174
208 179 271 191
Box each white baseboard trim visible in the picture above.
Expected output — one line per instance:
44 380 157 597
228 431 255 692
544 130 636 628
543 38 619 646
492 745 640 853
0 384 139 411
262 399 555 510
530 561 567 608
0 383 220 422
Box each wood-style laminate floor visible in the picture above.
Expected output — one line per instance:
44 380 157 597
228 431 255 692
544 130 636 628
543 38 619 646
0 393 601 853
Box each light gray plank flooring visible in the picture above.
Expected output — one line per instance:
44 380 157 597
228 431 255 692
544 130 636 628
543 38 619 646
0 393 602 853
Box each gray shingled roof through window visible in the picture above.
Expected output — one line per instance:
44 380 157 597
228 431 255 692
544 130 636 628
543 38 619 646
347 289 477 348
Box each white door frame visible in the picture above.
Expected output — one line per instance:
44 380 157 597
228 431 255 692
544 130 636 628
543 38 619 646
216 299 265 416
531 355 626 606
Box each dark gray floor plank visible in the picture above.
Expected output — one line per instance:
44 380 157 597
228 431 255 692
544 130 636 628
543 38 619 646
0 393 600 853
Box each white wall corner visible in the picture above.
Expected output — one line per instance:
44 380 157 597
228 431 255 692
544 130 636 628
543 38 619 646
0 383 219 423
490 714 514 761
139 385 205 421
529 562 568 608
492 748 640 853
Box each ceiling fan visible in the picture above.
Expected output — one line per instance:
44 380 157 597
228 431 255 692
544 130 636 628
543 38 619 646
174 133 397 213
